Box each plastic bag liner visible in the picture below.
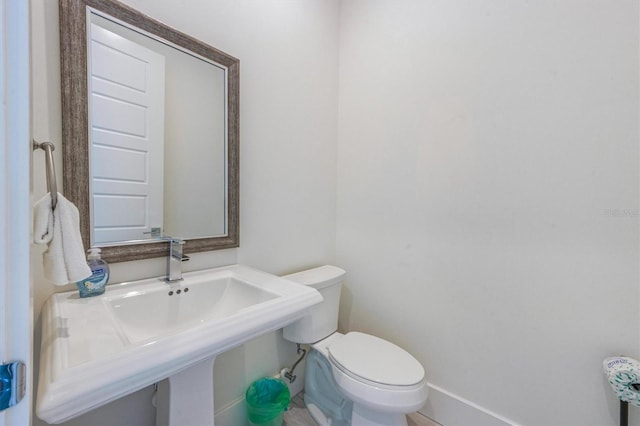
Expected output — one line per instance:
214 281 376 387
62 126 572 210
245 377 291 425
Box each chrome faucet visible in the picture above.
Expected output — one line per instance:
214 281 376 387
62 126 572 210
165 238 189 282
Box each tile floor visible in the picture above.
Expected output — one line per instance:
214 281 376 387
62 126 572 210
283 392 440 426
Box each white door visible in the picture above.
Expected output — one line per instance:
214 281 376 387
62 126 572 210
88 20 166 244
0 0 32 425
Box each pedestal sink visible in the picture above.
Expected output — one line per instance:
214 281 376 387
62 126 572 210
36 264 322 425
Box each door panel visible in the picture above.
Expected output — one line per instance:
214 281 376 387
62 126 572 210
88 22 165 244
0 0 32 424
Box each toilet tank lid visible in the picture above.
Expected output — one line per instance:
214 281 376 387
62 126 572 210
283 265 346 289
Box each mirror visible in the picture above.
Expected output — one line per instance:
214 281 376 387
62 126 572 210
60 0 239 263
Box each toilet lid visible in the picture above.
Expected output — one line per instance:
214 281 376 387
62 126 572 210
328 332 424 386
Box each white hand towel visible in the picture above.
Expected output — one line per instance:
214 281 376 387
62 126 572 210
34 192 92 285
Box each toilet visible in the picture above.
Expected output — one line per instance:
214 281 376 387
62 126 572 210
283 266 428 426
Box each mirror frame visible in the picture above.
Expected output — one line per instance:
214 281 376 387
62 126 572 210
60 0 239 263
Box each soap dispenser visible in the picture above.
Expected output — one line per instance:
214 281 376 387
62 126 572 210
76 248 110 297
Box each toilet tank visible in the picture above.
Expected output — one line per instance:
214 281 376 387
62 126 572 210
282 265 346 344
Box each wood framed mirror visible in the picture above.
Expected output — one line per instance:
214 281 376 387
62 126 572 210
60 0 239 263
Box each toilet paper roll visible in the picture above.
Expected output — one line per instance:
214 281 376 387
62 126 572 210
603 356 640 407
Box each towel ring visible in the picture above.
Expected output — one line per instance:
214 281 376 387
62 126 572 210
33 140 58 210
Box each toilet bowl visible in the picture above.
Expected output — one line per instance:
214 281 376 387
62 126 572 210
282 266 428 426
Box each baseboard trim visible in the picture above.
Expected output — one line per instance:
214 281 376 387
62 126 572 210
214 396 247 425
421 383 521 426
214 380 521 426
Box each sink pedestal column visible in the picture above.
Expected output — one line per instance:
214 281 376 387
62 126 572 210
156 357 216 426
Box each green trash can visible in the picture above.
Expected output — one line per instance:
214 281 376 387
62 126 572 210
245 377 291 426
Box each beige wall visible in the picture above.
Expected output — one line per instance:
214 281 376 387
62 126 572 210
336 1 640 424
30 0 339 424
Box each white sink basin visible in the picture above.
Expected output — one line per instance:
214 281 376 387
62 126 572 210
36 265 322 424
106 274 279 343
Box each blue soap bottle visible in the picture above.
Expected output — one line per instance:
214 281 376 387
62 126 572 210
76 248 109 297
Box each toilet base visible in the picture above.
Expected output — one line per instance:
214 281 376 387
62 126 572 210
351 403 408 426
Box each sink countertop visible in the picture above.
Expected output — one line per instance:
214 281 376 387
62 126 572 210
36 264 322 424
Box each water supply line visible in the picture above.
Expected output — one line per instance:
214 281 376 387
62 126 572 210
283 344 306 384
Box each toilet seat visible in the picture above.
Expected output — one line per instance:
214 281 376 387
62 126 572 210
328 332 424 387
307 331 429 419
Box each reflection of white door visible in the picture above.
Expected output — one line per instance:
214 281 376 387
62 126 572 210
1 0 31 424
88 21 165 244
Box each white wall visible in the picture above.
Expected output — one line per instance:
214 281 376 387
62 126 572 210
31 0 640 425
30 0 339 424
336 1 639 425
